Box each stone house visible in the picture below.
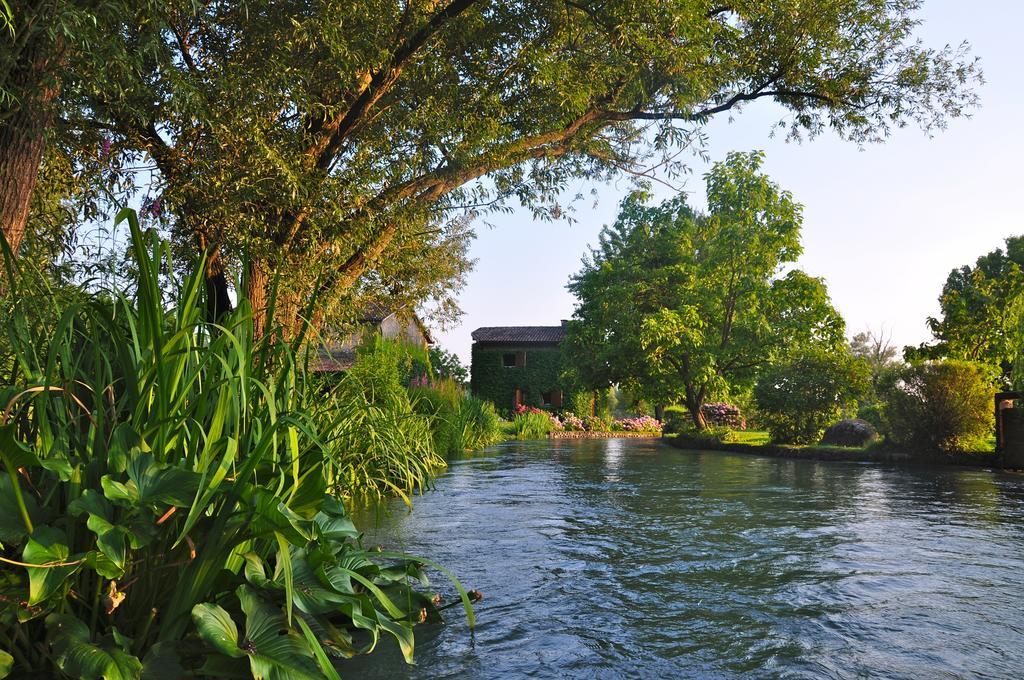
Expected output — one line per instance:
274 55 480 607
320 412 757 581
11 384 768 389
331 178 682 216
311 304 432 372
470 322 567 411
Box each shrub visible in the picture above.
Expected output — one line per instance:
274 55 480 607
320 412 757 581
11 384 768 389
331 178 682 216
662 406 691 434
754 349 870 445
880 360 997 452
582 414 611 432
0 212 473 677
699 403 746 429
410 378 502 454
559 412 586 431
616 416 662 432
512 411 559 438
329 347 445 503
821 418 879 447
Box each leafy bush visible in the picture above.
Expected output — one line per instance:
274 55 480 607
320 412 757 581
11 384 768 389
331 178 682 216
410 378 502 455
880 360 997 452
615 416 662 432
511 411 559 439
699 403 746 429
325 343 445 504
0 213 473 678
580 415 609 432
754 350 869 445
558 412 586 431
662 406 690 434
820 418 879 447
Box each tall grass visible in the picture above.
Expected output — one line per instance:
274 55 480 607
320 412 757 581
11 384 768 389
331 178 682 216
511 411 557 439
0 211 472 678
320 341 445 505
409 378 502 455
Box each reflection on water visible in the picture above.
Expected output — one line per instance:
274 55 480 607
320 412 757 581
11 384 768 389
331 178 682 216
342 439 1024 679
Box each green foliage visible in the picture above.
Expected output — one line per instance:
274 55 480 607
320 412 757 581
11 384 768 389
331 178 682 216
511 412 557 439
410 378 502 455
566 152 846 427
19 0 981 337
0 212 472 677
909 236 1024 387
470 345 564 414
880 360 997 452
323 344 444 506
754 349 870 445
357 335 432 386
429 347 470 387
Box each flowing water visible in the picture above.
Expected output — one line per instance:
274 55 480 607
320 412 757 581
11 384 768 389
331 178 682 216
341 438 1024 678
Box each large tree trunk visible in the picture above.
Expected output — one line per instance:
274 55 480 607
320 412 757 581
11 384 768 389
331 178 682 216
685 387 708 430
246 259 271 340
204 246 232 323
0 24 60 257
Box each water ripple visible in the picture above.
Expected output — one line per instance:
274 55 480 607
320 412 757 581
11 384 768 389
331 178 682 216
343 439 1024 679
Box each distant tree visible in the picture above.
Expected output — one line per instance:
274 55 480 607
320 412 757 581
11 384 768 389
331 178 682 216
908 236 1024 386
429 346 469 387
566 151 846 429
851 328 899 374
880 360 997 452
754 347 869 445
3 1 982 336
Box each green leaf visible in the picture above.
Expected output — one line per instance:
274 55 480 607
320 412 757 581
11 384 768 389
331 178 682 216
192 603 245 658
312 497 358 541
0 649 12 679
376 615 416 665
0 423 39 469
0 474 39 544
45 614 143 680
23 526 79 606
236 585 322 679
140 642 186 680
294 616 342 680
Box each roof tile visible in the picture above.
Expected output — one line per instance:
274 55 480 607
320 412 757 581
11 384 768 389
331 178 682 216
471 326 566 344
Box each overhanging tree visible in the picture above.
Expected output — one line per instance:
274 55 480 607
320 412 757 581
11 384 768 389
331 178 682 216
7 1 981 334
566 151 847 428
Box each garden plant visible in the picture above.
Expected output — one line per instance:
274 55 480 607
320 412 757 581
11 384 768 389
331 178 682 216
0 212 473 678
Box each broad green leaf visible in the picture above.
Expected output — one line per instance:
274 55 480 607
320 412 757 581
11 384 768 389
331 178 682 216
312 496 358 541
0 649 12 679
140 642 186 680
23 527 79 605
294 616 342 680
192 603 245 659
0 423 39 469
236 585 322 680
376 615 416 665
45 614 143 680
0 475 39 544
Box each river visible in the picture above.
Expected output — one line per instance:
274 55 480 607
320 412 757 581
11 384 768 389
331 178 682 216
341 438 1024 678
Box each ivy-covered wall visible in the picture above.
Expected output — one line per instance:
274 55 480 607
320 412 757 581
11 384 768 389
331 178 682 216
470 344 565 413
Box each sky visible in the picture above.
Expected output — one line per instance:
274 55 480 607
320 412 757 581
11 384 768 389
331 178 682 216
433 0 1024 365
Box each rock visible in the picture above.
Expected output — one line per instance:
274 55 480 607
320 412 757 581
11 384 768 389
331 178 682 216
821 419 879 448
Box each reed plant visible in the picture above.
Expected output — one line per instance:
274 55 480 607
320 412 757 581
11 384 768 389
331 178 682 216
0 211 472 678
409 377 502 455
511 411 558 439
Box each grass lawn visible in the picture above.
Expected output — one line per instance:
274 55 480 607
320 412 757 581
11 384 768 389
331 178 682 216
727 430 771 445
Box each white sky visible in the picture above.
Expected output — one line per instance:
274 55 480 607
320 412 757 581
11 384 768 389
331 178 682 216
434 0 1024 364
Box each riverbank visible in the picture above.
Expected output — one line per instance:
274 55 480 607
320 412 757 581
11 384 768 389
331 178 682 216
549 430 661 440
662 433 1014 471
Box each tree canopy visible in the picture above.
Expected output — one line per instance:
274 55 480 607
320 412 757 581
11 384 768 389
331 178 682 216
5 1 982 335
908 235 1024 386
565 151 846 427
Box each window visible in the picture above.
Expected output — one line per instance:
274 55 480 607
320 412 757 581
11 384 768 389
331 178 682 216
503 351 526 368
541 391 552 406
